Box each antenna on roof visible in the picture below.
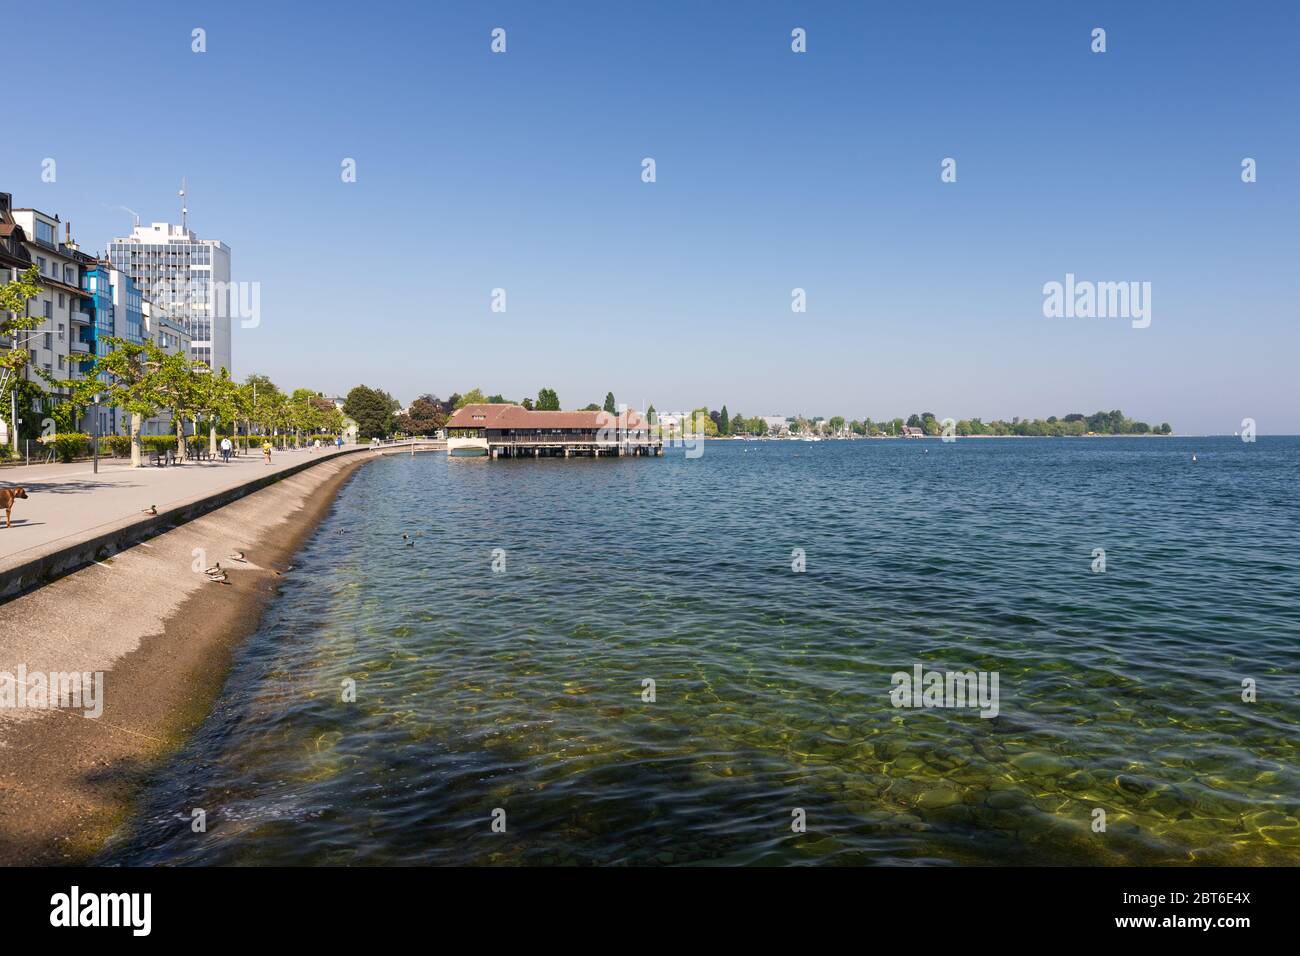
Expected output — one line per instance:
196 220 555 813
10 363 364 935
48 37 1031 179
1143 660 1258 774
179 177 188 231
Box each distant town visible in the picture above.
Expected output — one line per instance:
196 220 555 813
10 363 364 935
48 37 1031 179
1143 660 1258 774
376 388 1173 441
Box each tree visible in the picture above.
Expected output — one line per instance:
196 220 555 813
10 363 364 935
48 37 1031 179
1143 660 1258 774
520 397 534 410
1 265 43 453
344 384 399 439
688 407 718 437
582 403 600 411
395 393 448 434
603 392 616 414
57 337 168 467
455 388 487 409
151 350 208 453
536 387 560 411
719 406 730 435
198 367 242 454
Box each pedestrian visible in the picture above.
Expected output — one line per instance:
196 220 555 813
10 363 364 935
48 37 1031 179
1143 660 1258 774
220 436 233 463
336 435 343 450
262 440 272 465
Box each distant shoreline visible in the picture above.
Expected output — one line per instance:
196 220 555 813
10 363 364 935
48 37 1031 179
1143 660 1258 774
700 433 1180 440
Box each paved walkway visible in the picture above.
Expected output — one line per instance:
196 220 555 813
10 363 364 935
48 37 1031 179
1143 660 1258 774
0 444 368 567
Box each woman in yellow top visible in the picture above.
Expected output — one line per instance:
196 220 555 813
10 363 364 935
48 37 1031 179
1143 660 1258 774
262 441 272 465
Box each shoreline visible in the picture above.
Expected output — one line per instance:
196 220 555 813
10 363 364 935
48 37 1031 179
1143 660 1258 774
0 451 371 865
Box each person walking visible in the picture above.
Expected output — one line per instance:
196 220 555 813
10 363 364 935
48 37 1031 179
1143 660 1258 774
335 435 343 450
220 436 233 464
262 440 272 465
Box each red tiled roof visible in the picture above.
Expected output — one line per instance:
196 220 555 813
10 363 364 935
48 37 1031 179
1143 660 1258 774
446 403 652 430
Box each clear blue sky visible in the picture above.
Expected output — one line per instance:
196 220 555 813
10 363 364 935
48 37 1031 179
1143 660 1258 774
5 0 1296 433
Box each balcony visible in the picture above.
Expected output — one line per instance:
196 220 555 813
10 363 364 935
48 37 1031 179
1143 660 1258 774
72 311 91 324
70 340 90 354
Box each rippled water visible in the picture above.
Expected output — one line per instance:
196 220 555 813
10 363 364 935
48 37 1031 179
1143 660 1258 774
102 437 1300 865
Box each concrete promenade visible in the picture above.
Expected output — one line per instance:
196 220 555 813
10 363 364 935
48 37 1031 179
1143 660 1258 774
0 440 441 596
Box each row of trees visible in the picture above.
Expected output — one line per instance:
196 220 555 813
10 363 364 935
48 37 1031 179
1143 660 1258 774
66 341 348 466
658 407 1173 438
780 410 1172 437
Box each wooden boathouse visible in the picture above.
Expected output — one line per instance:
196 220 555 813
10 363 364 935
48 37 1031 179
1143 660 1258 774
445 404 663 458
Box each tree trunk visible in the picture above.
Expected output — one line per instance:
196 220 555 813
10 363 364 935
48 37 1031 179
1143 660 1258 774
175 415 185 460
130 412 142 468
209 421 218 455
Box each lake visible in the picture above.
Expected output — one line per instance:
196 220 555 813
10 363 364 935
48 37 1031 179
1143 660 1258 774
101 437 1300 865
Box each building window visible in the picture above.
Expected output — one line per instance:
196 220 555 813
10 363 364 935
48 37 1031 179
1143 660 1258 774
44 332 51 350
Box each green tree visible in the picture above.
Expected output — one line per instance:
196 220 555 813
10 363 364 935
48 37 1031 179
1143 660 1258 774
198 367 243 454
455 388 487 409
0 265 44 452
395 394 449 434
688 407 718 437
603 392 617 414
719 405 730 436
344 384 399 439
61 337 171 467
537 387 560 411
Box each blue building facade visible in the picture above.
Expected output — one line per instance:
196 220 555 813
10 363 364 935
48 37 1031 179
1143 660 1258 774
78 263 113 373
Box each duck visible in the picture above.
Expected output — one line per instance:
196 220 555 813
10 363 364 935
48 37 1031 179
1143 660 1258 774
208 570 229 584
228 551 248 563
142 505 158 515
204 562 222 576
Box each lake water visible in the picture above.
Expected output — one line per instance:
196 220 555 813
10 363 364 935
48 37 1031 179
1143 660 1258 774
101 437 1300 865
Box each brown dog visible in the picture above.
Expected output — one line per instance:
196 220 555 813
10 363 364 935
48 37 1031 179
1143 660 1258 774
0 487 28 528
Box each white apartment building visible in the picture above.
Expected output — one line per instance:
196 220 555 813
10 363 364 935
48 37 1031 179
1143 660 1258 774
1 193 90 447
107 220 231 374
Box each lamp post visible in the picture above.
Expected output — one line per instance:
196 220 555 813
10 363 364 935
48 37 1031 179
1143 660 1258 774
92 392 101 474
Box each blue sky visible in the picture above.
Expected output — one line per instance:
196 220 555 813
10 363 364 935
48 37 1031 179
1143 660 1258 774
5 0 1296 432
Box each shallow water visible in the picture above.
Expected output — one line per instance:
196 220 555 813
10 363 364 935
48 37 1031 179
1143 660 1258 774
102 437 1300 865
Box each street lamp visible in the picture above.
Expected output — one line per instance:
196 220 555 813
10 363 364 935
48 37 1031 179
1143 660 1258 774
92 392 101 474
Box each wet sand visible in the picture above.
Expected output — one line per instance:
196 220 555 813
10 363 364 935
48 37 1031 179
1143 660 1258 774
0 452 370 864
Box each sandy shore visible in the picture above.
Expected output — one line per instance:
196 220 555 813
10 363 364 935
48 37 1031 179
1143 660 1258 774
0 451 369 864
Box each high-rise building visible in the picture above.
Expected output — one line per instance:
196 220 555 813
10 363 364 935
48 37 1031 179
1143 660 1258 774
107 214 231 373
